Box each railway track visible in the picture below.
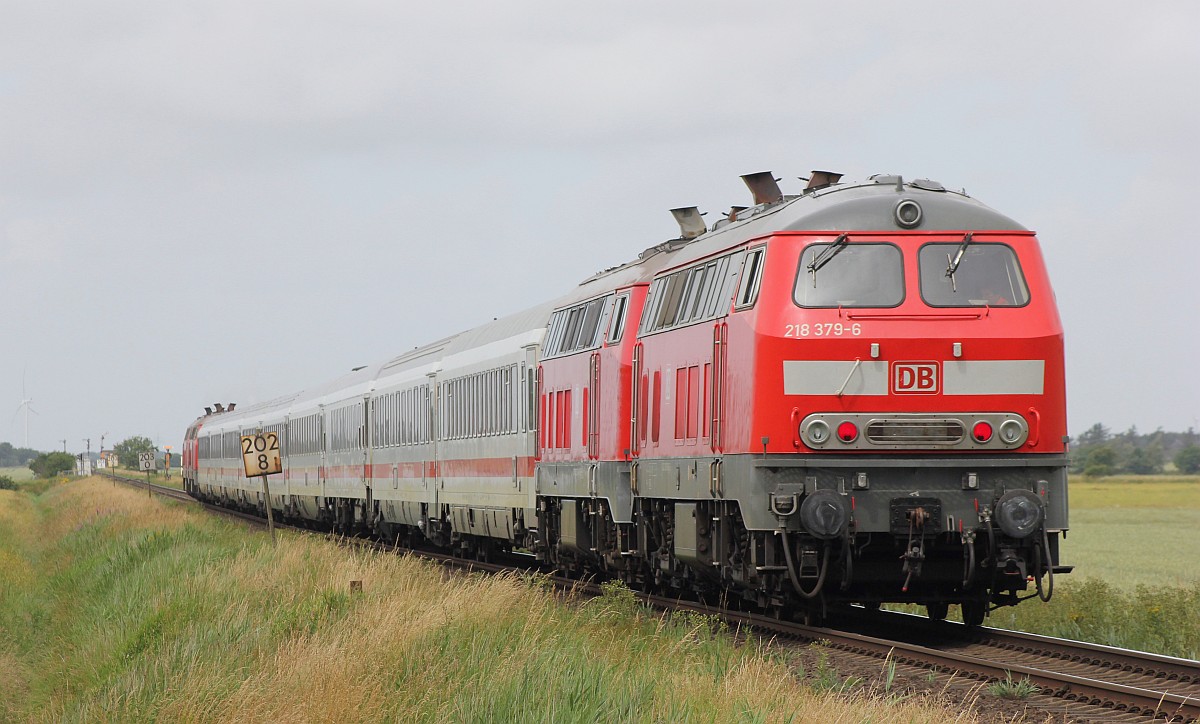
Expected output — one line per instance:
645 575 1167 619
102 471 1199 722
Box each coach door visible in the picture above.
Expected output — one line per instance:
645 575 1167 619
525 345 539 460
318 407 327 500
361 395 372 507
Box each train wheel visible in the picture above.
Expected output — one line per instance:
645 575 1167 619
926 602 949 621
961 600 986 627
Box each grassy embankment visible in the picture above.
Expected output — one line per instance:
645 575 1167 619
0 477 972 723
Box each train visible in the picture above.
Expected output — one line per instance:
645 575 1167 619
183 170 1070 625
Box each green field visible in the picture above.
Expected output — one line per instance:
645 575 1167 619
0 466 34 482
1063 475 1200 588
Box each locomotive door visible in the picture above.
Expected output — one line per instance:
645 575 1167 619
710 321 728 453
587 351 600 459
630 342 643 457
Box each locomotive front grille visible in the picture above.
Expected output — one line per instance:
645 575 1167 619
865 419 965 445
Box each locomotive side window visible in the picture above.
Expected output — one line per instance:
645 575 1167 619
544 295 611 357
638 251 742 336
607 294 629 343
734 246 766 309
918 242 1030 307
794 242 904 308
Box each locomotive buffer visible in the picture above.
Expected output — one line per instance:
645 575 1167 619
241 431 282 545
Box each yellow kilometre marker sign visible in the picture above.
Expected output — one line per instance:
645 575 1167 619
240 432 282 477
241 431 281 545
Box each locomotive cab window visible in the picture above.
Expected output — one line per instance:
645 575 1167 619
919 242 1030 307
794 242 904 308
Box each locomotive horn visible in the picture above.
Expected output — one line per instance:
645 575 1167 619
669 207 707 240
741 171 783 205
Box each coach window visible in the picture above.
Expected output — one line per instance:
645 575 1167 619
794 242 903 308
918 242 1030 307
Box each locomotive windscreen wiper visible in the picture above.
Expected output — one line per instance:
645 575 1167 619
944 232 973 292
807 233 849 287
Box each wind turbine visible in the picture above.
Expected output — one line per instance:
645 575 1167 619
13 371 37 448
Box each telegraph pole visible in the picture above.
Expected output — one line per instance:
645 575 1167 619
83 438 91 476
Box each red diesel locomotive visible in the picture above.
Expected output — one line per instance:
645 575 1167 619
185 170 1069 624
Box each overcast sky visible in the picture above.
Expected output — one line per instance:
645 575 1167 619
3 2 1198 455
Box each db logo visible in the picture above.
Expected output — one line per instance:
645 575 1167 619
892 362 939 394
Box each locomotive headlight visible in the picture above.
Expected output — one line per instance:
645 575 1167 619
799 489 849 539
998 419 1025 445
804 419 831 446
995 490 1044 539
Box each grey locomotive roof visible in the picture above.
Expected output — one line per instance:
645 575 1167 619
559 174 1028 308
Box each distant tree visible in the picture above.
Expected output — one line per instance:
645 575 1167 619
0 442 39 467
28 452 76 478
1175 445 1200 475
0 475 17 490
1124 445 1163 475
114 436 156 469
1082 444 1119 477
1075 423 1111 447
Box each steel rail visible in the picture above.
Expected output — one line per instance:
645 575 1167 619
638 596 1199 722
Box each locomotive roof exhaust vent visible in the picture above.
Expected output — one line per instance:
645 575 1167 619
741 171 783 206
804 170 843 191
670 206 707 240
204 406 213 416
214 403 225 413
227 403 236 411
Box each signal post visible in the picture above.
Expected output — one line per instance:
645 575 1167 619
241 431 282 545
